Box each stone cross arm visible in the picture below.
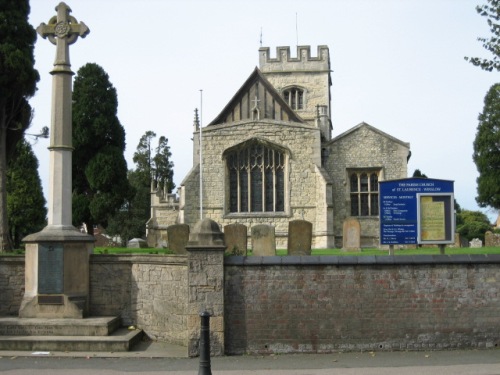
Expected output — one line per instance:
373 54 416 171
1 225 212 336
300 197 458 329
36 2 89 46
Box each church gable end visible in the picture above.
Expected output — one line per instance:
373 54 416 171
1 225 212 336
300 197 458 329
209 68 304 126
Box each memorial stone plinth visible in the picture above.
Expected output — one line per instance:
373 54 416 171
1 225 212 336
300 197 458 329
19 2 92 319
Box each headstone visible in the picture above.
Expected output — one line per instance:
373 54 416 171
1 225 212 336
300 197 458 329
224 223 248 255
469 238 483 248
167 224 190 254
343 218 361 251
251 224 276 256
127 238 148 248
287 220 312 255
485 231 500 247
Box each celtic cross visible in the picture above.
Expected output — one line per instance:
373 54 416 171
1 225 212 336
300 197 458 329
36 2 89 70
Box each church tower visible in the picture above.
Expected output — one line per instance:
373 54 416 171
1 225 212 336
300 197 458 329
259 45 332 140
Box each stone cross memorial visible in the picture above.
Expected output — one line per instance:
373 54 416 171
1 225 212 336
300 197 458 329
20 2 93 319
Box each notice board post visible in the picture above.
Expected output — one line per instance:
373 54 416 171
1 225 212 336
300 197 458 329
379 178 455 250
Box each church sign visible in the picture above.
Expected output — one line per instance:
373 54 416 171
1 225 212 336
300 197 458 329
379 178 455 245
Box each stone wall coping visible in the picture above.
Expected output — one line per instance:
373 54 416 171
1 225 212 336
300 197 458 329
89 254 187 265
0 255 25 264
224 254 500 266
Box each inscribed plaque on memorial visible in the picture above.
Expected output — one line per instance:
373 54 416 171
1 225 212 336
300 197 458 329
38 244 64 294
420 197 445 241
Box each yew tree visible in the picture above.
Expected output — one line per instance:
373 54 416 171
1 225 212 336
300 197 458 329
72 63 130 235
0 0 39 251
7 140 46 248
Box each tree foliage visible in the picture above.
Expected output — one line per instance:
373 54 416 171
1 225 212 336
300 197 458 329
107 132 175 243
465 0 500 72
72 63 130 234
473 83 500 209
133 131 175 193
412 169 428 178
456 210 492 242
0 0 40 251
6 140 46 248
106 170 150 245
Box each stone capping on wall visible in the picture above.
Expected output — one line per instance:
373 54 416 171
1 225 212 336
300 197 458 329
224 254 500 266
89 254 187 265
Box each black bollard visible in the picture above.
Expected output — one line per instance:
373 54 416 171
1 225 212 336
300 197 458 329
198 310 212 375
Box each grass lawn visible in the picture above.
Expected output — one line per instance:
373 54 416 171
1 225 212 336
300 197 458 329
92 246 500 256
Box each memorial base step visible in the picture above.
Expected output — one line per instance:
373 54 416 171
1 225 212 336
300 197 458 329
0 316 121 336
0 328 143 352
0 316 143 352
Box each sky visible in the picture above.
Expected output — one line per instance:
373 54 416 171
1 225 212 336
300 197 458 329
27 0 498 221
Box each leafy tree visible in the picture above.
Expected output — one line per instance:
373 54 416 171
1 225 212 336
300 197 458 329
0 0 39 251
107 132 175 243
72 63 130 235
473 83 500 209
412 169 428 178
153 136 175 193
106 170 150 245
456 210 492 242
465 0 500 72
6 140 46 248
133 131 175 191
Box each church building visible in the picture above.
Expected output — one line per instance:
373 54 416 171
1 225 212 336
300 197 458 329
149 45 410 248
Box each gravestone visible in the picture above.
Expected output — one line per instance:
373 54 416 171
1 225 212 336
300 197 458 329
167 224 190 254
127 238 147 248
343 218 361 251
287 220 312 255
251 224 276 256
469 238 483 248
224 223 248 255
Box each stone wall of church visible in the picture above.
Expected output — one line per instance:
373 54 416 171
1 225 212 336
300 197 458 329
326 125 410 248
182 121 332 248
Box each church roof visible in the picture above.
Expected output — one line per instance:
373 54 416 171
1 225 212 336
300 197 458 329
328 122 410 148
208 67 304 126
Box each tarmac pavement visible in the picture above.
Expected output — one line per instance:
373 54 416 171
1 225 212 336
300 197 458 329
0 342 500 375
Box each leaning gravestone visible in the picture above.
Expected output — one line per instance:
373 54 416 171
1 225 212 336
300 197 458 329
251 224 276 256
167 224 190 254
469 238 483 248
343 218 361 251
287 220 312 255
127 238 147 248
224 223 248 255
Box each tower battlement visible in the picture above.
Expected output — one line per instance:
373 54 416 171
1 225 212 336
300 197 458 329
259 45 330 72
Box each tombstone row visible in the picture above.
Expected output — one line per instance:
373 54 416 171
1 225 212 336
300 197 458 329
164 220 313 256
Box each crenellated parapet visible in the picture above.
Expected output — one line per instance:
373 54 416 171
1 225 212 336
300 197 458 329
259 45 330 72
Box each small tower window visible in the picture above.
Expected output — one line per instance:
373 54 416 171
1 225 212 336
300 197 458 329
282 87 305 110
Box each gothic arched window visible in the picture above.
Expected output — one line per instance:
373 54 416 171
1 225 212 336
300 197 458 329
282 87 305 110
349 171 379 217
227 141 285 213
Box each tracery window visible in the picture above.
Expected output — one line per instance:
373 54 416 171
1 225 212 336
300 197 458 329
227 142 285 213
350 171 379 216
282 87 304 110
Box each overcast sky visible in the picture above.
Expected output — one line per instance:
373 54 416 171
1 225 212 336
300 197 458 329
28 0 498 221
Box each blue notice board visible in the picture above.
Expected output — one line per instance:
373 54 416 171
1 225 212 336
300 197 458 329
379 178 454 245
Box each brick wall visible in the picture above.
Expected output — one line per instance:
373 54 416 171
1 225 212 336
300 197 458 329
3 254 500 354
224 255 500 354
